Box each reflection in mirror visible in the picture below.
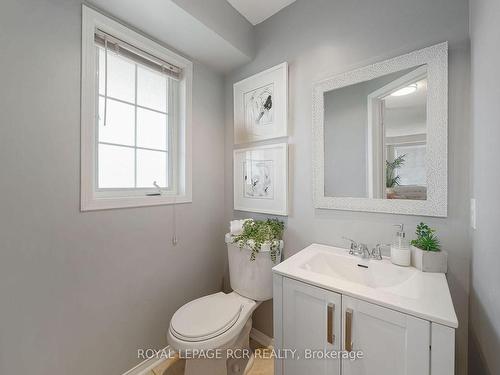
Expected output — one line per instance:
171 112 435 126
323 65 427 200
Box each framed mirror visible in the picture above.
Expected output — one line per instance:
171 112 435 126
312 43 448 216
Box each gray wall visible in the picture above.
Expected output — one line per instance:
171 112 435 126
469 0 500 374
224 0 471 373
324 81 370 198
0 1 226 374
172 0 255 59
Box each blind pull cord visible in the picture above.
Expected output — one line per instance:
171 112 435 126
103 38 108 126
149 181 178 246
172 196 178 246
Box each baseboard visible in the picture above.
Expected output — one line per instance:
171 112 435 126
250 328 275 347
122 346 171 375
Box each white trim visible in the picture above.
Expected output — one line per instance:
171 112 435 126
272 274 283 375
81 5 192 211
250 328 275 348
430 323 455 375
121 346 173 375
312 42 448 217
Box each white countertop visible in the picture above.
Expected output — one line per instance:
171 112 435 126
273 243 458 328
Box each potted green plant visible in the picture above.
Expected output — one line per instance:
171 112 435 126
410 222 448 273
386 154 406 199
231 219 284 262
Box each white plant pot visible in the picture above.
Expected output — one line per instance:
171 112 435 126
411 245 448 273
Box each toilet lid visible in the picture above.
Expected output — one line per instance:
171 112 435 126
170 292 243 342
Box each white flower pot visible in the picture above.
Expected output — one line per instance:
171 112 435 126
411 245 448 273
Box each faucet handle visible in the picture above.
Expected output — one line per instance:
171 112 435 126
358 243 370 258
371 244 390 260
342 237 358 254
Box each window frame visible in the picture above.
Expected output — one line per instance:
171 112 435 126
81 5 192 211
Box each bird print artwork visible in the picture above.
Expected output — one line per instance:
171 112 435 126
244 84 274 128
243 160 274 199
256 95 272 122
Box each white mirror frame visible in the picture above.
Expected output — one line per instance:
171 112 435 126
312 42 448 217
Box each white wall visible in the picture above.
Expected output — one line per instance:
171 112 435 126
224 0 471 373
469 0 500 374
0 0 226 374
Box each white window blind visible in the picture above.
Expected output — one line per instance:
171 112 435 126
94 30 181 79
95 30 181 191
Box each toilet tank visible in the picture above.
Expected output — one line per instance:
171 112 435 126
225 234 283 301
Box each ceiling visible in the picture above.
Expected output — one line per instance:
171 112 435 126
88 0 254 73
226 0 297 25
385 79 428 137
384 79 428 109
86 0 296 72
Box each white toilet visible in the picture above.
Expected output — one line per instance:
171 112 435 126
167 234 282 375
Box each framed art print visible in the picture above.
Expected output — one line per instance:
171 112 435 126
233 143 288 216
233 62 288 144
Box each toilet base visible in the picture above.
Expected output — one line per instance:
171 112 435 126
184 318 254 375
227 352 254 375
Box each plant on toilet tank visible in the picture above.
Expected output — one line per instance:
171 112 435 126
230 219 284 262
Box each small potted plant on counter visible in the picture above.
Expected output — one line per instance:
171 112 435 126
410 222 448 273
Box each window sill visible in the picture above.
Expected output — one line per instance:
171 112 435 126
81 193 192 211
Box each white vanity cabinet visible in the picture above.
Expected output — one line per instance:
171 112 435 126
341 295 430 375
274 274 456 375
281 277 341 375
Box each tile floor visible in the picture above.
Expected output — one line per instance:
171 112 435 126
147 340 273 375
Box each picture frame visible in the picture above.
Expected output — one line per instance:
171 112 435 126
233 143 288 216
233 62 288 144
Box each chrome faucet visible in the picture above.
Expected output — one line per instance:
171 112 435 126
359 243 371 258
343 237 385 260
342 237 371 258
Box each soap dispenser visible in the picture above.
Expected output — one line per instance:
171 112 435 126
391 224 411 266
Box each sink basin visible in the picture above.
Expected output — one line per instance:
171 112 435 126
272 243 458 328
300 250 417 289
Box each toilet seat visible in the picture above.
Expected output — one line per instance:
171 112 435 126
170 292 245 342
168 292 258 351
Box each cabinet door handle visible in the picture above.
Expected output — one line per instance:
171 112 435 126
345 308 353 352
327 303 335 345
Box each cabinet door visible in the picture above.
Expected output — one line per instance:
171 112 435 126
342 296 430 375
282 277 341 375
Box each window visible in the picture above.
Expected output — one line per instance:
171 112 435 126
394 144 427 186
81 6 192 210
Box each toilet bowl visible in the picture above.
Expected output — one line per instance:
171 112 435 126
167 234 283 375
168 291 258 351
